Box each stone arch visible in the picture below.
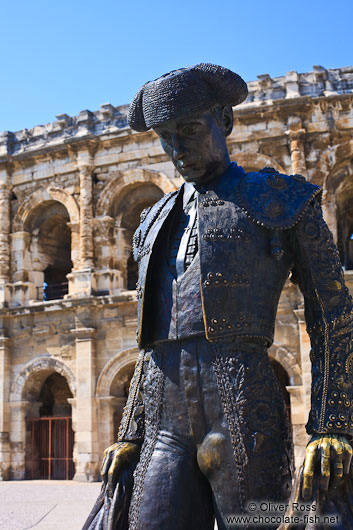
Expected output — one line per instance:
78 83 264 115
96 348 139 459
96 168 177 217
13 187 79 232
95 169 177 288
96 348 139 398
314 141 353 264
228 152 286 174
12 187 80 287
268 345 301 385
10 356 76 403
312 140 353 189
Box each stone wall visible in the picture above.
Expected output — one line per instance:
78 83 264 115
0 65 352 480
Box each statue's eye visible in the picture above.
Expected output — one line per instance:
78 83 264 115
182 125 198 135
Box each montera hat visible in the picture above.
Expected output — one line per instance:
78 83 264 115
128 63 248 132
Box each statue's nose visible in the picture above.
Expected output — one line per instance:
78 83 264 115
172 134 188 160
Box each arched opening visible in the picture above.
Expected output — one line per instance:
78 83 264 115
111 183 163 289
269 358 291 421
336 177 353 269
96 348 140 457
39 373 73 417
327 162 353 269
26 201 72 300
127 255 138 290
25 372 74 480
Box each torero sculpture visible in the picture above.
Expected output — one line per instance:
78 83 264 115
85 64 353 530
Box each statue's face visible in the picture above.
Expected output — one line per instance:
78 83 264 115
154 108 231 186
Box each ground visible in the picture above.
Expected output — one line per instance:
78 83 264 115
0 480 101 530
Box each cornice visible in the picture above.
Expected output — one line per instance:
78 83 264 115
0 66 352 164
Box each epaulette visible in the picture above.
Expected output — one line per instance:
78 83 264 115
236 167 322 230
132 190 178 261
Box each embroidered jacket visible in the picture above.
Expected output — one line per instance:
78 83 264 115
118 165 353 443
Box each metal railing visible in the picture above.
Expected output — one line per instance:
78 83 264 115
27 416 74 480
38 281 69 301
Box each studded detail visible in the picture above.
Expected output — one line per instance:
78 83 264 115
203 228 226 241
208 316 231 334
201 199 225 207
204 272 249 288
204 227 250 242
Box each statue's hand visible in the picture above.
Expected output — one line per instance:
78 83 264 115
302 434 352 500
101 441 140 496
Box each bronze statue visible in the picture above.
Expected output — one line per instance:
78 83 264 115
84 64 353 530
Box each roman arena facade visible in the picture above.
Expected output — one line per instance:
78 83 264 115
0 65 352 481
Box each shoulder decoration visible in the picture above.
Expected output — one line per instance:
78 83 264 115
132 190 178 261
236 167 322 230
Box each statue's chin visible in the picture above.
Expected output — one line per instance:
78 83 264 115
179 168 215 185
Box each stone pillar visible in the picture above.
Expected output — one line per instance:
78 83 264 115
286 385 309 469
321 190 338 243
67 222 81 271
9 231 37 306
67 162 97 297
0 336 11 479
79 163 94 269
0 183 10 281
288 118 307 178
67 397 78 476
71 325 99 481
9 400 31 480
97 396 125 459
92 216 124 295
0 183 11 307
294 309 312 421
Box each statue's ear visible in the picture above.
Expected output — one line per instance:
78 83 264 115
128 84 148 132
222 105 234 137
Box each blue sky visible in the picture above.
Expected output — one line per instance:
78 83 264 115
1 0 352 132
